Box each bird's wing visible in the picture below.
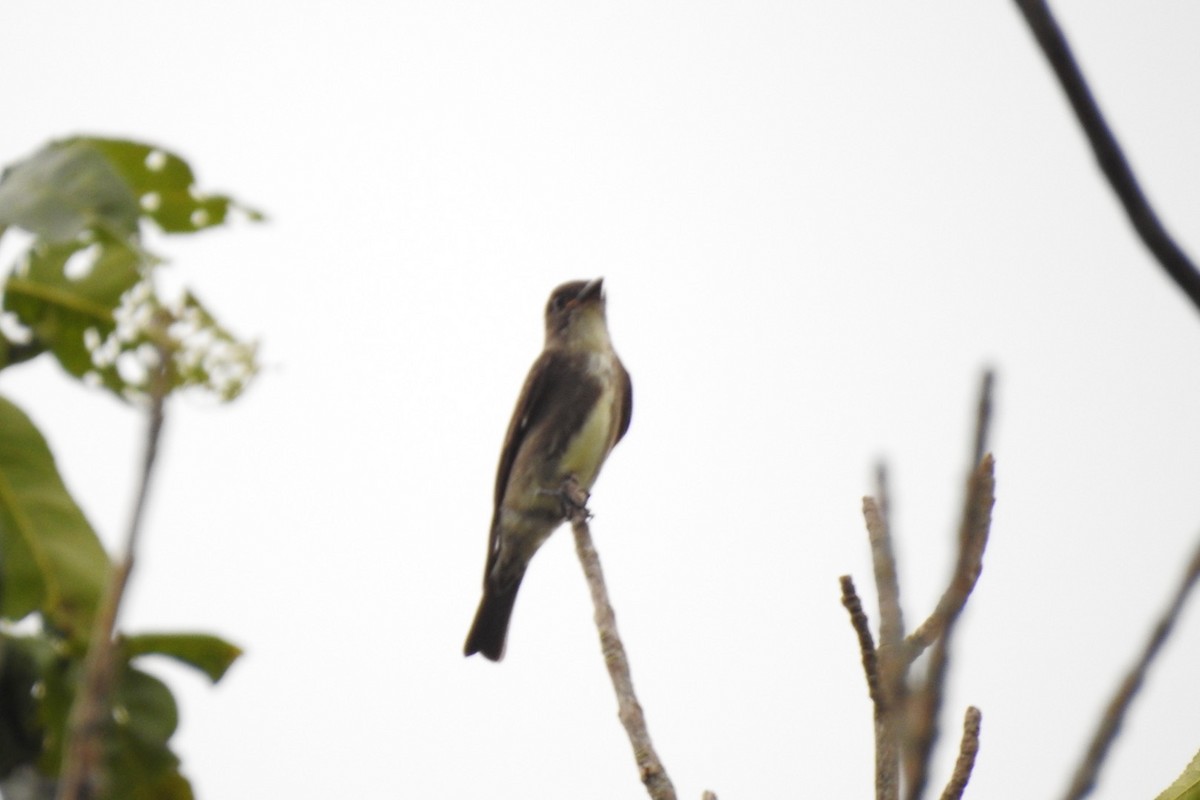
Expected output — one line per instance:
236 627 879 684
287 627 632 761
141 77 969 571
616 362 633 444
481 350 569 582
492 349 559 511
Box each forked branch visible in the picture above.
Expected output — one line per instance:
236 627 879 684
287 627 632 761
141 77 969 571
841 372 995 800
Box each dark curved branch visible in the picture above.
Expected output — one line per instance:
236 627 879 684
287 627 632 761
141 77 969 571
1013 0 1200 312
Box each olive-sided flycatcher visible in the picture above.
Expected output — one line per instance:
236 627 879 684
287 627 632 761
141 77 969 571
464 278 632 661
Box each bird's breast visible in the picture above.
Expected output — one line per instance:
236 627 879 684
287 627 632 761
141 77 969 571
559 353 619 489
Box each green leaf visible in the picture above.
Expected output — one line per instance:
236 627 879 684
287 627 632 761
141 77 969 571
129 767 195 800
0 395 110 639
0 138 141 242
114 666 179 747
122 633 243 684
83 137 262 234
1156 748 1200 800
103 665 195 800
3 233 142 382
20 632 75 775
0 634 54 777
26 652 196 799
13 636 200 799
0 136 262 243
0 136 263 400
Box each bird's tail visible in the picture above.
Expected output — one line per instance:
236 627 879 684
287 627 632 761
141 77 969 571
463 575 524 661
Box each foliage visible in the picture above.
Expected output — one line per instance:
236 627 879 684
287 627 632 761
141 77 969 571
0 136 256 799
0 136 261 401
1156 748 1200 800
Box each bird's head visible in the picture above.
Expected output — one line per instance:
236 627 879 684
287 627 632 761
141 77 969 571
543 278 611 350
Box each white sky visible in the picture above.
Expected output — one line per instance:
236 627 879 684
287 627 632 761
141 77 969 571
3 2 1200 798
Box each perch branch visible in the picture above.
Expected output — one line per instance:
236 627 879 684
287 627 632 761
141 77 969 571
563 478 679 800
1013 0 1200 312
1061 534 1200 800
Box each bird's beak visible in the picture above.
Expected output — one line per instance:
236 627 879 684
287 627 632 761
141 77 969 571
576 277 604 303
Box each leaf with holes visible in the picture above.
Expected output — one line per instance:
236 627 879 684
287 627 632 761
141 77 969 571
0 396 110 640
0 136 262 242
85 137 263 233
2 233 142 382
0 138 141 242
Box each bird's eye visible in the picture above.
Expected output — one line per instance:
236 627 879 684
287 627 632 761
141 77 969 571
551 294 568 312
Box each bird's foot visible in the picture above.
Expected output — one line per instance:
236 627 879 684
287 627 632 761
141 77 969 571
557 475 591 521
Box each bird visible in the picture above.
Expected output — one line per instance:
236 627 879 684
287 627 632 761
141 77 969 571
464 278 632 661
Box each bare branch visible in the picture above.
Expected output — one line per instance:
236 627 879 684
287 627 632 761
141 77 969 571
853 375 996 800
905 453 996 663
970 370 995 469
939 707 982 800
875 462 892 535
866 493 903 652
906 372 996 662
563 478 677 800
863 494 904 800
1013 0 1200 313
1062 535 1200 800
57 351 170 800
904 457 996 800
840 575 882 708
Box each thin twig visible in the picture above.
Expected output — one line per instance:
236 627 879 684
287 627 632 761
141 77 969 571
57 353 169 800
1013 0 1200 313
840 575 881 708
866 495 905 654
905 371 997 664
939 707 982 800
875 462 892 536
563 479 677 800
903 456 996 800
864 495 903 800
854 375 996 800
1062 534 1200 800
970 371 994 469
